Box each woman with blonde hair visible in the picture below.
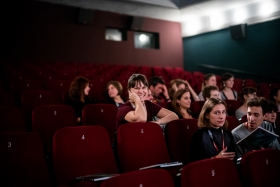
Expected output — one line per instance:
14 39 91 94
190 98 236 162
169 79 199 101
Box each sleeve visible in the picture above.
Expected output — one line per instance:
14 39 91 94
235 109 244 121
262 122 280 150
231 131 245 159
220 91 226 100
116 103 133 129
198 92 204 101
145 100 162 119
190 129 207 162
227 131 238 162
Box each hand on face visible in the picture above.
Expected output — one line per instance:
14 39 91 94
162 84 169 98
128 90 141 103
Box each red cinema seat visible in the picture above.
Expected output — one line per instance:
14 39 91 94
0 132 52 187
0 106 26 132
52 126 118 186
181 158 242 187
165 119 198 165
241 149 280 187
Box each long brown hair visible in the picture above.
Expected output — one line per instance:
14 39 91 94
172 89 193 117
198 98 228 130
69 76 89 102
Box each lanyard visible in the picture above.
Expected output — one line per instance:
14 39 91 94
208 129 225 152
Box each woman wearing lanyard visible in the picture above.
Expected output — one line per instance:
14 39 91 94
190 98 236 162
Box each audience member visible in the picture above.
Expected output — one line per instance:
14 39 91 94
220 73 238 100
202 85 221 100
149 76 171 103
235 87 257 121
264 101 278 134
198 73 217 101
270 87 280 111
146 89 156 103
116 74 178 130
105 81 125 108
231 97 280 159
169 79 199 101
172 89 193 119
190 98 236 162
65 76 94 124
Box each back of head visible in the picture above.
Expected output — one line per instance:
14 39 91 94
69 76 89 101
202 85 219 100
127 74 148 90
267 100 278 112
149 76 165 87
241 87 257 96
247 97 269 115
202 73 215 89
198 98 228 129
221 72 234 82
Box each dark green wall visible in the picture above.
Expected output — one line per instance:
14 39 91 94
183 19 280 83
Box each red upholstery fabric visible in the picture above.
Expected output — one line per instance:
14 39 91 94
226 116 240 132
100 169 174 187
82 104 118 143
190 101 205 119
224 100 241 116
0 90 16 106
52 126 118 186
0 106 26 132
181 158 242 187
21 90 59 130
165 119 198 165
0 132 51 187
32 105 78 153
241 149 280 187
117 122 171 172
46 80 72 103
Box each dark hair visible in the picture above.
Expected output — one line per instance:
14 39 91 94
127 74 149 90
247 97 269 115
69 76 89 102
267 100 278 112
106 81 123 96
202 85 219 100
241 87 257 96
149 76 165 87
202 73 216 90
172 89 193 117
198 98 228 130
270 88 280 103
221 73 234 82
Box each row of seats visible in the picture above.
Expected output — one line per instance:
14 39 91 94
1 124 280 187
1 62 279 98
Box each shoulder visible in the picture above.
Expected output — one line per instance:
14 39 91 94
231 124 245 134
261 121 274 131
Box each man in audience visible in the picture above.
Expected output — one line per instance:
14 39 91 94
202 85 221 100
149 76 171 103
231 97 280 159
